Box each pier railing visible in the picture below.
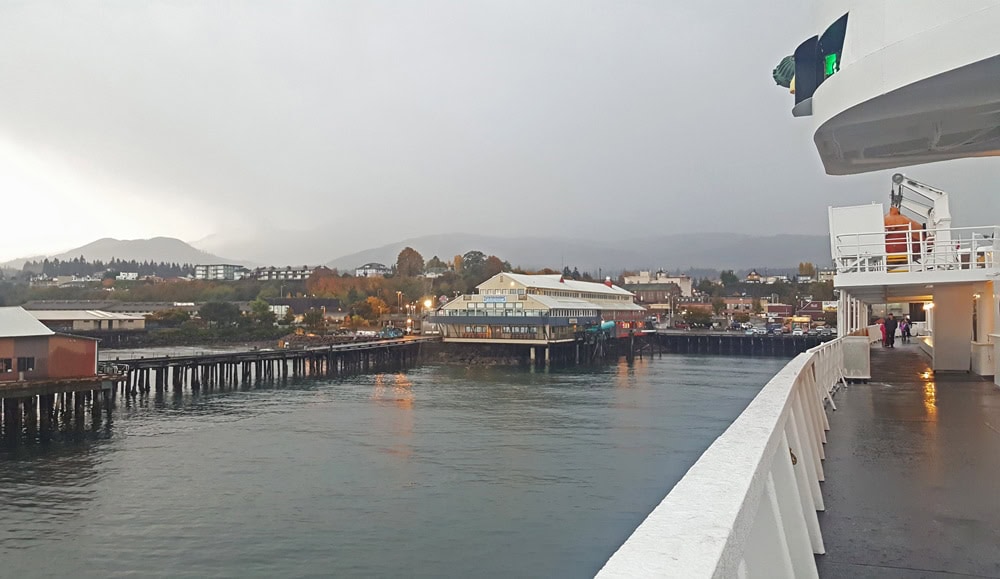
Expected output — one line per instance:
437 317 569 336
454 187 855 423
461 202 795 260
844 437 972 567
597 337 851 578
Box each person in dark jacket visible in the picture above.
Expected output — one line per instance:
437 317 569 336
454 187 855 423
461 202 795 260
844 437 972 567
885 313 899 348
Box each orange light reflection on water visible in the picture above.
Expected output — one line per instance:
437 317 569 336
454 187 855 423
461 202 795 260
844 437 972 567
371 373 414 460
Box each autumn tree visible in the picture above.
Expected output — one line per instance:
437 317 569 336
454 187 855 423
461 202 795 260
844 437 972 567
711 298 726 316
354 296 389 321
808 280 834 301
462 251 486 277
199 302 241 327
249 298 277 326
798 262 817 278
696 278 718 296
146 309 190 327
453 255 463 273
396 247 425 277
484 255 505 278
682 309 713 328
302 309 327 333
426 255 446 270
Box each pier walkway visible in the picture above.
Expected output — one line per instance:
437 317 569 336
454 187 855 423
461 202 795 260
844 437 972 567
816 343 1000 578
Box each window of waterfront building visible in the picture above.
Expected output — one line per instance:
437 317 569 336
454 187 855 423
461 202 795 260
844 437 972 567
17 357 35 372
0 358 11 372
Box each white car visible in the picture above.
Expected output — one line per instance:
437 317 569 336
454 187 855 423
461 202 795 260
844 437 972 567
792 328 805 336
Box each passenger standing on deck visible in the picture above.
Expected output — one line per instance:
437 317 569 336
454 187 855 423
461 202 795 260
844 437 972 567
900 316 911 343
879 318 887 347
885 314 899 348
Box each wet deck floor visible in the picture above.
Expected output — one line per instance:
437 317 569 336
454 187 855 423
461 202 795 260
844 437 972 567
816 342 1000 578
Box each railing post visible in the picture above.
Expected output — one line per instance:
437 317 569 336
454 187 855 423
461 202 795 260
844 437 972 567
788 394 825 510
741 474 795 578
771 436 823 571
781 427 825 554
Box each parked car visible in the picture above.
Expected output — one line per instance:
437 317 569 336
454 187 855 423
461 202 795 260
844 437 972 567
754 327 768 335
792 328 805 336
807 328 820 336
378 326 404 339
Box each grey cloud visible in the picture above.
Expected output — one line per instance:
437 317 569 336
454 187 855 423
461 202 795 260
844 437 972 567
0 1 997 261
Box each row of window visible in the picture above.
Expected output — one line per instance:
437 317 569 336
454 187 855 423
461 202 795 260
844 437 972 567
468 301 524 309
444 309 543 317
0 357 36 373
480 288 527 296
464 326 536 334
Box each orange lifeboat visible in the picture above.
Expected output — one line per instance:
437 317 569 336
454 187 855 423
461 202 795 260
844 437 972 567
884 207 920 258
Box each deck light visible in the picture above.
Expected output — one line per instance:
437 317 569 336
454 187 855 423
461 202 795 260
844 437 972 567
923 303 934 310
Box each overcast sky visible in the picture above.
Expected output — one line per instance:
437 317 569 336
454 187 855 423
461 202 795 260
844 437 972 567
1 1 999 262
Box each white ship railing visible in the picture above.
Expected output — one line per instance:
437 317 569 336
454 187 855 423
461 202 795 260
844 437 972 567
597 338 852 578
833 225 1000 274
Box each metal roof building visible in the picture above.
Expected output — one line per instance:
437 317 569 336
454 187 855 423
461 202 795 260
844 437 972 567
0 307 55 338
28 310 146 332
0 307 98 383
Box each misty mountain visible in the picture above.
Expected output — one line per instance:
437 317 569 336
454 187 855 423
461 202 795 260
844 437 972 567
325 233 832 273
2 237 241 268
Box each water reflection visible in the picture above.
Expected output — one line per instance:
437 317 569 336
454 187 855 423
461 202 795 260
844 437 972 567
372 373 415 460
0 357 788 578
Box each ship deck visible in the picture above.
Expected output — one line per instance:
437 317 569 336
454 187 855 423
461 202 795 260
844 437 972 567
816 342 1000 578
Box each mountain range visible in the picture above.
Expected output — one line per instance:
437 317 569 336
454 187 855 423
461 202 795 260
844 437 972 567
1 237 237 270
2 232 832 274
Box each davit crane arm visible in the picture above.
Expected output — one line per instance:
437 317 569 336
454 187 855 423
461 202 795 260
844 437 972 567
890 173 952 230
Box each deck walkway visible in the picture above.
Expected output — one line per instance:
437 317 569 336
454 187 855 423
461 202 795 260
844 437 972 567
816 342 1000 578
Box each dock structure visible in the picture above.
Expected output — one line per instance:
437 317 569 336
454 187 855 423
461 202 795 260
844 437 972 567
0 337 435 442
0 376 121 441
112 337 433 396
654 331 832 357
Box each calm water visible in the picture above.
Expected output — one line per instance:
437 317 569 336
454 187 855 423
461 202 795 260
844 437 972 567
0 355 786 578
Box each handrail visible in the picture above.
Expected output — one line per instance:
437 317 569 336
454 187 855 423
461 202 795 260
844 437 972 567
832 224 1000 274
598 337 850 578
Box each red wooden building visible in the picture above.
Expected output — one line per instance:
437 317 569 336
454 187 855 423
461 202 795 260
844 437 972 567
0 307 98 383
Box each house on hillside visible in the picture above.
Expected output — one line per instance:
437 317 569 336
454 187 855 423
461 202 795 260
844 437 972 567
355 263 392 277
0 307 98 383
250 266 315 281
194 264 249 281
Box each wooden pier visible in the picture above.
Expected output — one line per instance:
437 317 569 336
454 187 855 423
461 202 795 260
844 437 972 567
655 331 830 356
0 337 435 443
113 337 434 396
